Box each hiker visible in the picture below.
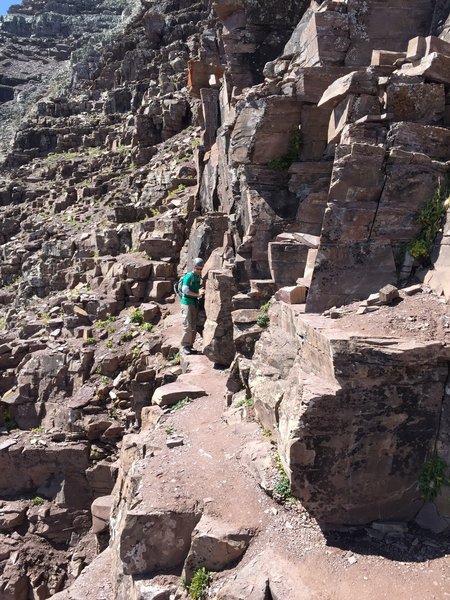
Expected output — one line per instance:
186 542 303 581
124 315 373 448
180 257 205 355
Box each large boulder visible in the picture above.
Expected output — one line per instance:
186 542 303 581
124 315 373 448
249 302 448 527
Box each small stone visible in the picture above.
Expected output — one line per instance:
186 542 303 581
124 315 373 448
367 293 380 306
372 521 408 534
379 284 399 304
166 435 184 448
403 284 421 295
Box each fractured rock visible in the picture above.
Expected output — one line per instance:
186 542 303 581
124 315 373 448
183 514 254 583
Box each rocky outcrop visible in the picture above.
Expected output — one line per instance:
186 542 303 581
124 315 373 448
249 299 450 526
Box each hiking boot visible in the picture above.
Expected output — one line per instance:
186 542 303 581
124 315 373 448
181 346 192 355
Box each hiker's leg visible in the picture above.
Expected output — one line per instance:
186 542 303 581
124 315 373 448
190 305 198 346
181 304 197 348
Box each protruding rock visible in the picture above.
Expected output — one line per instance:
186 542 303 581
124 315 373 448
152 382 206 407
91 495 113 534
183 515 254 583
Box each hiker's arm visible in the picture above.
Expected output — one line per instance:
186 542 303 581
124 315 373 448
181 283 203 298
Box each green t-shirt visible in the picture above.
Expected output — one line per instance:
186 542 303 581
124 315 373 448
180 271 201 305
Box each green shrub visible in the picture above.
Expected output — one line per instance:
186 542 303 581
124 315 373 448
32 496 45 506
408 178 449 262
268 128 301 170
187 567 210 600
236 396 253 408
169 352 180 366
121 332 134 342
256 302 270 328
419 453 450 501
273 453 294 503
130 308 144 325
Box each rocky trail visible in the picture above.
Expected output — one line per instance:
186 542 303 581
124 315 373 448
0 0 450 597
49 304 450 600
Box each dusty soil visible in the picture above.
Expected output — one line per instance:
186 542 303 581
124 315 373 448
329 287 450 344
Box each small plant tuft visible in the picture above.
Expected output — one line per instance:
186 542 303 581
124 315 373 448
236 396 253 408
273 453 294 503
268 128 301 170
419 452 450 501
121 332 134 342
170 396 192 412
187 567 210 600
130 308 144 325
31 427 44 433
256 302 270 328
32 496 45 506
169 352 181 366
408 178 450 263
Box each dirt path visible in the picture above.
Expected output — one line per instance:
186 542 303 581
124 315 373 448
160 306 450 599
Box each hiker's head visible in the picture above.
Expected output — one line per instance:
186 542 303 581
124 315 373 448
193 258 204 273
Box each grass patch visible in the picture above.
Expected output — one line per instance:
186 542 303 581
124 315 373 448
121 332 134 342
169 352 180 366
236 396 253 408
130 308 144 325
170 396 193 413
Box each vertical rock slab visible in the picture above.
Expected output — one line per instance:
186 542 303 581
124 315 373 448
203 269 238 366
346 0 434 66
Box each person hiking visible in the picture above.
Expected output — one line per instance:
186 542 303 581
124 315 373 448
180 257 205 355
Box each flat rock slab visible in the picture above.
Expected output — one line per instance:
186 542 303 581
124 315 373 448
69 385 96 409
152 381 207 407
0 438 18 451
